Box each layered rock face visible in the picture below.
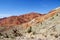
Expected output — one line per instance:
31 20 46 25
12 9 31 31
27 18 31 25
0 7 60 40
0 12 44 27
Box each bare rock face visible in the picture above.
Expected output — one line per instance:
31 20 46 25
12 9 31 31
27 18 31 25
0 12 44 27
0 7 60 40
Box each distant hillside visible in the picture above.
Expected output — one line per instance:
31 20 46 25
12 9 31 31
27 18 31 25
0 12 45 27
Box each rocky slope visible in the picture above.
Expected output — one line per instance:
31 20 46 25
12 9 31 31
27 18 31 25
0 7 60 40
0 12 44 27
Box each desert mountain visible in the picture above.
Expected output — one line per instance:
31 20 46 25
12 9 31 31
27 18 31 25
0 12 45 27
0 7 60 40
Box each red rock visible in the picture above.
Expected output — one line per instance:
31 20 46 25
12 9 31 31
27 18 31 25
0 12 44 27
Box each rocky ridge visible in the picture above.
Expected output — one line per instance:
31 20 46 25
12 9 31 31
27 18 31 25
0 7 60 40
0 12 44 27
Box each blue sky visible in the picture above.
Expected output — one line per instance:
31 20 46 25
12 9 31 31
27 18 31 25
0 0 60 18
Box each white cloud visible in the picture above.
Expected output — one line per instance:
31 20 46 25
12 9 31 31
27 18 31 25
0 14 12 18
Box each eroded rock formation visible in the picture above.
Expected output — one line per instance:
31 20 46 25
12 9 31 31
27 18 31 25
0 12 44 27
